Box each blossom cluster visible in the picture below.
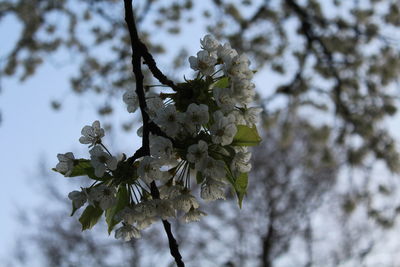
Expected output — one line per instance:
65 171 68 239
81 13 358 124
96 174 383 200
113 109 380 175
54 35 261 242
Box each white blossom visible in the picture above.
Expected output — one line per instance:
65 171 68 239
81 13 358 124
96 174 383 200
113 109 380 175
189 50 217 76
182 208 207 223
154 105 183 138
89 146 118 177
117 207 145 224
217 43 238 67
150 135 173 163
79 120 105 147
115 224 141 241
137 126 143 137
159 184 184 200
231 109 246 125
184 103 209 134
123 89 139 113
200 34 220 52
201 178 226 201
231 77 256 105
243 107 263 126
186 140 208 170
135 201 157 218
201 156 226 181
213 87 235 112
56 34 261 236
234 146 249 153
146 93 164 119
82 188 95 206
134 199 176 225
138 156 164 183
231 150 252 173
172 192 199 213
89 184 117 210
210 111 237 146
56 152 75 176
226 54 253 80
153 199 176 219
68 190 87 210
136 216 157 230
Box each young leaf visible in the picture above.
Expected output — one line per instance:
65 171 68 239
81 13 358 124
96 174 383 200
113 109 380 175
52 159 110 181
231 125 262 146
79 205 103 231
210 77 229 89
105 186 129 234
70 202 79 216
224 167 236 186
234 172 248 208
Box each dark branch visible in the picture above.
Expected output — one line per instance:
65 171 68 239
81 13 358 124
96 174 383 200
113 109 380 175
261 205 275 267
124 0 149 154
123 1 184 266
150 182 185 266
285 0 350 118
140 43 178 91
124 2 177 90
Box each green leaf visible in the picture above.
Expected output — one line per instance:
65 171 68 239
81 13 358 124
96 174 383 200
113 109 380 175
224 146 237 158
232 125 262 146
218 147 237 167
105 186 129 234
79 205 103 231
210 77 229 89
70 202 79 216
224 164 236 188
234 172 248 208
52 159 110 181
196 171 204 184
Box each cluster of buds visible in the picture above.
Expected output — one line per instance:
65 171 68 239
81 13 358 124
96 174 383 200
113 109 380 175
54 35 262 242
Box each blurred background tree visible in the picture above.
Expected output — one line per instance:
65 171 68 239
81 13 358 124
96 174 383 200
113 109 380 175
2 0 400 266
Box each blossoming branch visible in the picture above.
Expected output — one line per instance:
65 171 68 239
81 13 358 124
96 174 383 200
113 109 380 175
54 16 261 264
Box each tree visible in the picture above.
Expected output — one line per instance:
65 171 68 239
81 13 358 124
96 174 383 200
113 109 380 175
2 1 399 159
51 2 262 266
2 0 400 266
2 0 399 172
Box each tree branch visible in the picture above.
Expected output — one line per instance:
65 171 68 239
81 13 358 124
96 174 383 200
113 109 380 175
141 44 178 91
124 1 177 91
123 1 184 266
285 0 351 118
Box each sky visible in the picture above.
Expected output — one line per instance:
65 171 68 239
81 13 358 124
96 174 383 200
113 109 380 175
0 13 129 263
0 16 93 262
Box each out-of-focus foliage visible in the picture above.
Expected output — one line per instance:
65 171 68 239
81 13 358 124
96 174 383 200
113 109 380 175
3 0 400 266
9 116 400 266
1 0 399 171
